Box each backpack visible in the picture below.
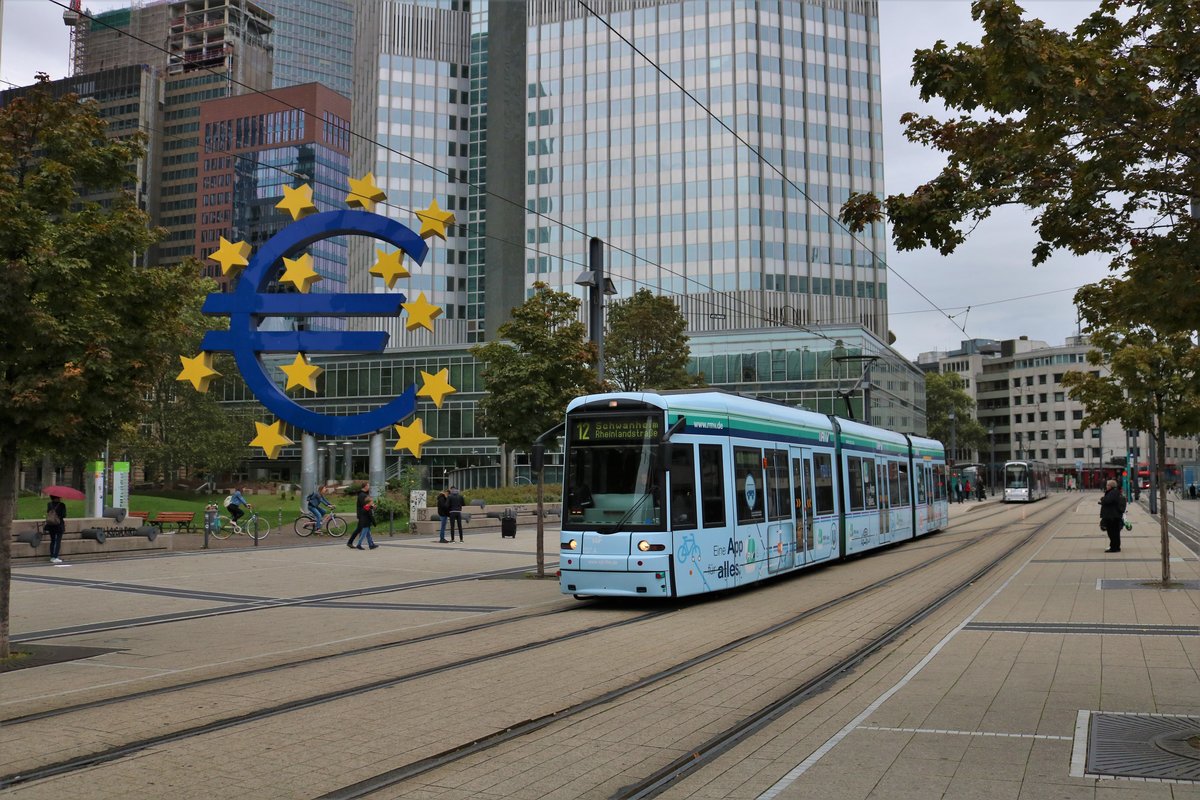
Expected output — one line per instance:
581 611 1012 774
46 506 62 526
306 492 321 506
223 494 234 509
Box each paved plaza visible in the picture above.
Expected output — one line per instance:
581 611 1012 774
2 494 1198 799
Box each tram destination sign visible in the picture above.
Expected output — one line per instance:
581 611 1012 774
571 416 662 443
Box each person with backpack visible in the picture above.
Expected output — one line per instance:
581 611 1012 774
45 493 67 564
347 483 378 550
436 489 450 543
306 485 334 528
225 487 249 525
1099 479 1127 553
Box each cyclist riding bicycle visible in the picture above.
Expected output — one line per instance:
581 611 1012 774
225 487 249 524
306 486 334 526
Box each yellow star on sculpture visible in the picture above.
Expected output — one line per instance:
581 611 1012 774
402 291 443 332
279 353 323 392
417 368 457 409
415 200 455 240
393 417 434 458
176 352 220 393
275 183 318 221
279 253 322 293
209 237 252 277
250 420 294 460
369 247 410 289
346 172 387 212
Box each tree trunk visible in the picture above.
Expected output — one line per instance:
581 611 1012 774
1155 414 1171 584
0 437 18 659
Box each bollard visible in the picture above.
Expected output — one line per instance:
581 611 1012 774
136 525 159 542
204 505 218 550
103 506 127 524
81 528 107 545
16 530 42 549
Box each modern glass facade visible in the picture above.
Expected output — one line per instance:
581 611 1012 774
259 0 355 99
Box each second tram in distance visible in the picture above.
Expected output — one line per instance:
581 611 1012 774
559 390 949 599
1003 459 1050 502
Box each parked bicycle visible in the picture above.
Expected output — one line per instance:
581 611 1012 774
293 509 347 537
213 505 270 541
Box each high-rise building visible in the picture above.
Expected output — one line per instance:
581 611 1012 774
353 0 888 348
197 82 352 295
258 0 355 98
76 0 276 266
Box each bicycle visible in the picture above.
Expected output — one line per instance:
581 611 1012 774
293 509 347 537
213 506 270 541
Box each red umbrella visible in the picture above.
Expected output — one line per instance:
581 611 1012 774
41 485 85 501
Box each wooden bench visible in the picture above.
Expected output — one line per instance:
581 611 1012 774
150 511 196 532
127 511 151 524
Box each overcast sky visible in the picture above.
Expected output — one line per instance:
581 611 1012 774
0 0 1111 360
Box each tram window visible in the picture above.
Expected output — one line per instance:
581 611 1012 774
766 449 790 522
735 446 765 524
897 463 910 505
888 461 901 504
863 458 876 508
669 444 697 530
813 452 835 515
916 467 927 504
699 444 726 529
847 457 865 511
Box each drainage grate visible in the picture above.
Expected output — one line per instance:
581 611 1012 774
1086 712 1200 782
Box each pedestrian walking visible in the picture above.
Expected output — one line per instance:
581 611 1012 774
436 489 450 543
45 494 67 564
447 486 465 542
964 480 972 501
976 482 985 501
347 483 378 550
1098 479 1127 553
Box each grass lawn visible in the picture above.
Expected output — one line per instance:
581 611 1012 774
15 488 362 523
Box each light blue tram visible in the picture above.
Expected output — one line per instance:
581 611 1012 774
559 391 949 599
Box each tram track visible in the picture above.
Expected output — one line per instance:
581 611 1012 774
0 498 1068 795
312 498 1070 799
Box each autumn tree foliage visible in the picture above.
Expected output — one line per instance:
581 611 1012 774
0 76 207 657
604 289 705 391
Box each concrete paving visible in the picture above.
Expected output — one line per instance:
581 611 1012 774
2 493 1197 799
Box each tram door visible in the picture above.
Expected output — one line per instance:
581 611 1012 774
877 461 891 539
790 447 814 565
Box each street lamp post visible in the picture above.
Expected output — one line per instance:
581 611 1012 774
988 427 995 493
574 237 617 382
948 411 957 474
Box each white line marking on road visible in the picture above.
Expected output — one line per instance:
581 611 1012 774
860 725 1072 741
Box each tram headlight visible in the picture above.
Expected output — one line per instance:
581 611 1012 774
561 539 577 550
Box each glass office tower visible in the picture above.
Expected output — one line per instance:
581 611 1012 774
357 0 888 346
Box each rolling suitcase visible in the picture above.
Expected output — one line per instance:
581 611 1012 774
501 509 517 538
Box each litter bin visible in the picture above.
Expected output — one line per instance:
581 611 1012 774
501 508 517 539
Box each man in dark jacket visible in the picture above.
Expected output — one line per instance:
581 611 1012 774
1099 479 1127 553
45 494 67 564
347 483 378 550
447 486 465 542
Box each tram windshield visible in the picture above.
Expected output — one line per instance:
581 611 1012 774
565 413 663 530
1005 464 1028 489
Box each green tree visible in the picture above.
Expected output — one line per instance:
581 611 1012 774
835 0 1200 582
924 372 987 462
1062 284 1200 583
604 289 705 391
0 76 207 659
839 0 1199 318
470 282 602 454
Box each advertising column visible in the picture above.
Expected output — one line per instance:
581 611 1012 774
85 459 105 518
112 461 130 511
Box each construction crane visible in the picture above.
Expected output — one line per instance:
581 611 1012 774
63 0 85 76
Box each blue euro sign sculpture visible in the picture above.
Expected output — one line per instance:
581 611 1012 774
201 209 429 437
